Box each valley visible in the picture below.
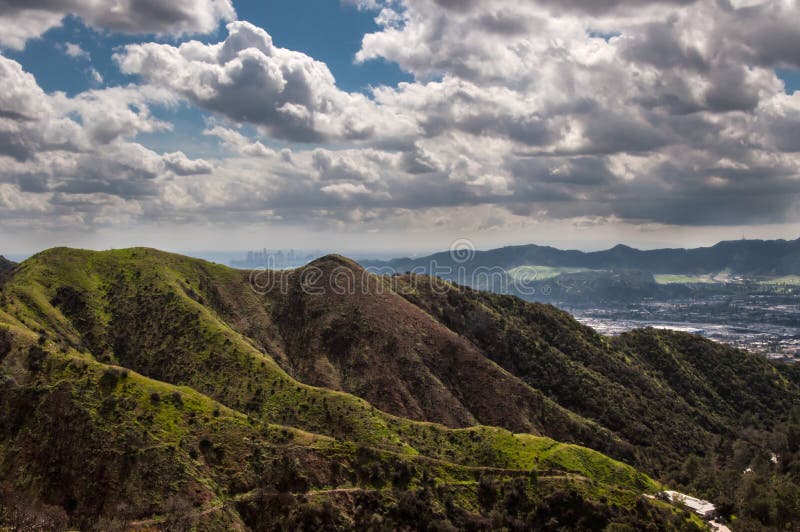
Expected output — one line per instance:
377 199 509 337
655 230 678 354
358 238 800 361
570 293 800 362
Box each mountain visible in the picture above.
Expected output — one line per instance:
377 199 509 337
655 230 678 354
0 248 688 530
0 255 15 280
1 247 798 529
363 238 800 276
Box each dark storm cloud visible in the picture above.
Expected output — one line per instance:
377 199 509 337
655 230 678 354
575 112 674 154
11 172 49 193
475 11 534 35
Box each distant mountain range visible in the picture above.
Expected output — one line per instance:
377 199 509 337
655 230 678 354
1 247 799 528
362 238 800 276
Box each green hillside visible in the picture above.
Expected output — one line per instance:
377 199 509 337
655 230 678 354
1 247 798 529
0 248 695 530
396 276 796 465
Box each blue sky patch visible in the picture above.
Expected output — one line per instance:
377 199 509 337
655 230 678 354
777 68 800 94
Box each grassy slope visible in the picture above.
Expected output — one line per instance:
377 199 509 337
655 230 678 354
0 248 689 529
395 275 800 477
6 248 617 461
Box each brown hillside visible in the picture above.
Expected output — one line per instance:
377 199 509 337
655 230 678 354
212 255 618 454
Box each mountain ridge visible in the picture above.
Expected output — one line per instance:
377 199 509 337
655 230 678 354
1 247 798 529
0 247 673 529
361 237 800 276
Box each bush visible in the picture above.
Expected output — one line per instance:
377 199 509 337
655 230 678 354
99 369 120 392
171 391 183 406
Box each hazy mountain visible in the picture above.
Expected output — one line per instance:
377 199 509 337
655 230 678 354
1 248 798 529
363 238 800 276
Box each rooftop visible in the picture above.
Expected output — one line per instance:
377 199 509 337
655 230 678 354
662 491 716 517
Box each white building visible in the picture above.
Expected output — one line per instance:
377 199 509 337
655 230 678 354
662 490 717 519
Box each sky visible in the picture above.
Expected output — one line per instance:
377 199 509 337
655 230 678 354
1 0 800 257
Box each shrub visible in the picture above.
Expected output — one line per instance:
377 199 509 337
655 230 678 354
99 369 120 392
171 391 183 406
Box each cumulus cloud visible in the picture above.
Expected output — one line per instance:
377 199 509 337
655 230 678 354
0 0 236 50
116 21 415 143
0 55 216 228
345 0 800 226
0 54 84 160
0 56 175 160
312 149 380 183
203 125 275 157
163 151 213 175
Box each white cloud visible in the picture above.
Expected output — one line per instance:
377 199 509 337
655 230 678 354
64 42 89 60
312 149 381 183
346 0 800 225
0 9 62 50
115 21 418 143
50 85 176 146
0 0 236 50
163 151 213 175
0 55 215 228
203 125 276 157
0 54 84 160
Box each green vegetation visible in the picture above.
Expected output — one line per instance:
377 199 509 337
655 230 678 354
396 274 800 529
1 246 798 529
0 248 692 529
